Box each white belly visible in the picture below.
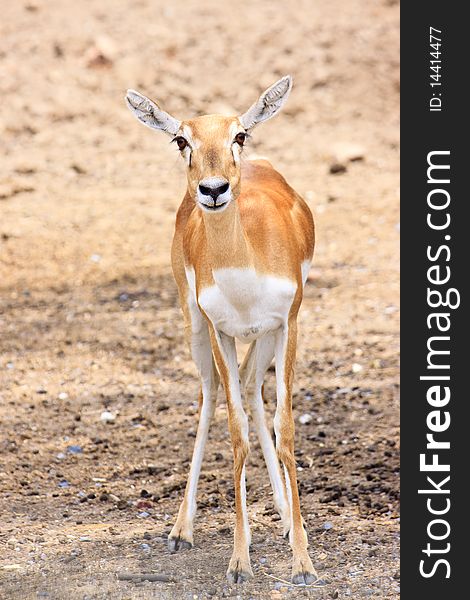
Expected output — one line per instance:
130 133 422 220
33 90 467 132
187 267 298 342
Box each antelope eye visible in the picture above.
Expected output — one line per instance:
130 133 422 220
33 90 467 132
175 136 188 151
234 132 246 146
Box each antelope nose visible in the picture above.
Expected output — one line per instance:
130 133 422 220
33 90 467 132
198 181 230 200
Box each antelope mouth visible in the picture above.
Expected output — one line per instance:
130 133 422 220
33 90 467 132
199 200 229 212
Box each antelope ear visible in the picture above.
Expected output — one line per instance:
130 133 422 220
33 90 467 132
125 89 181 136
239 75 293 131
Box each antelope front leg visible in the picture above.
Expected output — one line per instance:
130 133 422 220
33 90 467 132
274 320 318 585
168 321 219 552
210 329 253 584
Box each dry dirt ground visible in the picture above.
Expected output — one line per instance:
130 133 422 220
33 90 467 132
0 1 399 598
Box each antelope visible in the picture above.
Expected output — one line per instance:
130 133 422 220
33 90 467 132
125 76 318 585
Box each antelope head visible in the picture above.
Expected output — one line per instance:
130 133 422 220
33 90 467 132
125 76 292 212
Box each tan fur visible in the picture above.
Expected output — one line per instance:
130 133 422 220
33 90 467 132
181 115 243 201
128 91 317 584
168 114 316 584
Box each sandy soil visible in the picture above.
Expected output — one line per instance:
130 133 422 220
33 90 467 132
0 0 399 598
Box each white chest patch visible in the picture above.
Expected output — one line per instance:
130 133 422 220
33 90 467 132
187 267 297 342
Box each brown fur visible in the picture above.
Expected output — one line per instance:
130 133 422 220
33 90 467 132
126 80 318 582
167 113 317 584
169 121 316 583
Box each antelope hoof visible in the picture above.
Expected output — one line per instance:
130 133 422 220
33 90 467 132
168 535 193 553
226 558 253 584
292 555 318 585
292 570 319 585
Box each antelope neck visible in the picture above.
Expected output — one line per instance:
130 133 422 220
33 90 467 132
201 199 252 270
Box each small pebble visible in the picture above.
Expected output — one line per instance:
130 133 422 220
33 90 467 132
58 392 68 400
323 521 334 530
100 410 115 422
329 162 347 174
299 413 312 425
352 363 363 373
137 511 150 518
67 445 83 454
58 480 70 488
